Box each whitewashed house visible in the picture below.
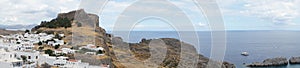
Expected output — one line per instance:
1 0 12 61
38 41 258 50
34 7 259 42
23 33 30 38
10 51 40 68
23 38 39 44
15 42 34 51
54 39 64 45
47 41 55 46
38 55 90 68
0 48 23 68
54 49 63 55
61 48 75 54
39 33 54 42
38 33 47 36
38 54 56 66
59 34 64 37
53 56 68 67
14 51 40 63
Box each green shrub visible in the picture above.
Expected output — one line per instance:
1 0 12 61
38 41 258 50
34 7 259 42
38 17 72 28
45 49 54 56
54 44 60 49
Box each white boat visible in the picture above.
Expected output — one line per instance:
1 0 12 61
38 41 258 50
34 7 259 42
241 52 249 56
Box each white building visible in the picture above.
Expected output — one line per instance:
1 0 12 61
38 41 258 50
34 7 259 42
47 41 55 46
38 55 90 68
61 48 75 54
58 34 64 37
0 48 23 68
54 39 64 45
39 33 54 42
14 51 40 63
0 59 23 68
54 50 63 55
15 42 34 51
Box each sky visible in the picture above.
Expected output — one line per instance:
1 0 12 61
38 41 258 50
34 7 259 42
0 0 300 31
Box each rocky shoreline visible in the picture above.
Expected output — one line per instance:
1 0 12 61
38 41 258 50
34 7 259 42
246 57 288 67
246 56 300 67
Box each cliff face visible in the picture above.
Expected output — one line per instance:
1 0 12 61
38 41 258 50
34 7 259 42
57 9 100 26
31 9 235 68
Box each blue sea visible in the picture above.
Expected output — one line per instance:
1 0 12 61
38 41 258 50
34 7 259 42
108 31 300 68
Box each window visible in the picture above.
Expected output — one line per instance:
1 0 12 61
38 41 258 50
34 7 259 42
36 56 38 59
28 56 31 59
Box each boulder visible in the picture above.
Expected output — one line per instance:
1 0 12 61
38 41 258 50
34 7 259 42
289 57 300 64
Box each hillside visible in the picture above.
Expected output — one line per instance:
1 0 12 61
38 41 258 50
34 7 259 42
111 38 235 68
0 24 36 30
0 29 24 35
31 9 235 68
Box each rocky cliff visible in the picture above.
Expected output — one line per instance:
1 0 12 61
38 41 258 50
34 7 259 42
31 9 235 68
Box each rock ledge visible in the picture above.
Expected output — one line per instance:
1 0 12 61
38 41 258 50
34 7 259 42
247 57 288 67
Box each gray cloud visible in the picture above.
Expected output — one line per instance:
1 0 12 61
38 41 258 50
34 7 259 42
241 0 299 26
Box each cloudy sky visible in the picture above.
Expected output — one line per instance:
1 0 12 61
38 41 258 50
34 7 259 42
0 0 300 31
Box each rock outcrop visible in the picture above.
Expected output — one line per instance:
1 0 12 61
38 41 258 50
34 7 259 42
289 57 300 64
111 38 235 68
57 9 100 26
247 57 288 67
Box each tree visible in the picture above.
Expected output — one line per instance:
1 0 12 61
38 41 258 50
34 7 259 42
38 47 44 51
54 44 60 49
62 17 71 27
16 42 21 44
41 63 51 68
97 50 104 54
54 34 63 40
25 30 30 33
38 17 72 29
45 49 53 55
20 55 27 62
38 41 43 46
77 22 82 27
